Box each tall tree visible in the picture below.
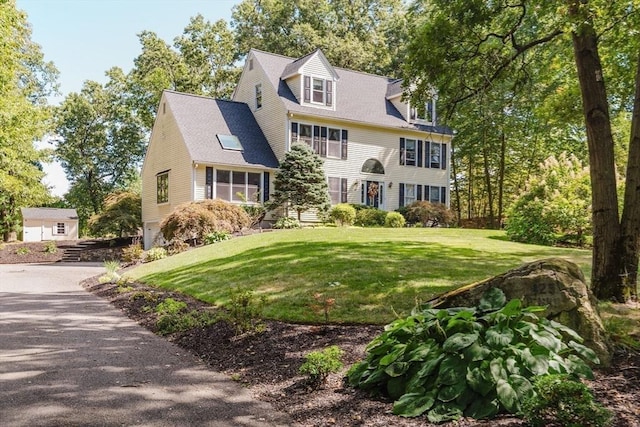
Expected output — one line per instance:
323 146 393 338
231 0 408 76
54 69 146 232
0 0 58 241
270 143 331 221
405 0 640 300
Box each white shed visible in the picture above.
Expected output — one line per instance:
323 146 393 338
21 208 79 242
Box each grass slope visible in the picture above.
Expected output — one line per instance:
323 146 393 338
127 228 590 324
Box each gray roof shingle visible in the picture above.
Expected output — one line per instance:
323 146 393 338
21 208 78 220
164 91 279 169
251 49 453 135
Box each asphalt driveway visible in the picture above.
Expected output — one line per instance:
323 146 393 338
0 263 291 427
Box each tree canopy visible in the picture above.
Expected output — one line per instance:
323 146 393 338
0 0 58 241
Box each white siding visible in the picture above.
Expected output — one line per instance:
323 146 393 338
301 54 333 79
287 75 301 102
389 97 409 122
22 219 78 242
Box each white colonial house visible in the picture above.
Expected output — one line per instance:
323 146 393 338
141 48 453 249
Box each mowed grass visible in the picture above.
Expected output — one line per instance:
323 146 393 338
126 228 591 324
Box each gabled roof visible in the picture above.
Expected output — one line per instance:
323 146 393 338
250 49 453 135
163 90 279 169
21 208 78 221
280 48 340 81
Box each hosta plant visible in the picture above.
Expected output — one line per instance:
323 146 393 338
347 288 599 423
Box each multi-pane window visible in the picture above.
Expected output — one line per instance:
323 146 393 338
404 184 416 206
430 142 441 168
291 122 347 159
303 76 333 107
405 139 417 166
157 172 168 203
327 177 348 205
215 169 262 202
55 222 66 235
400 138 446 170
255 84 262 110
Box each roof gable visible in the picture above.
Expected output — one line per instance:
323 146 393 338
162 91 279 169
250 49 452 135
280 49 339 81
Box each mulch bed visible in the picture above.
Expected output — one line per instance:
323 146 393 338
81 276 640 427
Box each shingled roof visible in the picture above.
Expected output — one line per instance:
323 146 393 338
164 91 279 169
251 49 453 135
21 208 78 220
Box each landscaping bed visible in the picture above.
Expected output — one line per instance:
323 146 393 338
82 276 640 427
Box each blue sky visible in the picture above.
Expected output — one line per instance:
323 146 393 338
17 0 240 196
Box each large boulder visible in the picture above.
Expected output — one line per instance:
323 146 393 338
428 258 611 366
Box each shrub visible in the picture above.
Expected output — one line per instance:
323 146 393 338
273 216 300 229
521 374 612 427
226 288 266 335
354 207 387 227
166 239 189 255
400 201 456 227
146 246 167 262
241 204 266 228
160 199 250 244
99 260 121 284
505 153 591 246
44 241 57 254
16 247 30 255
384 211 406 228
204 230 231 245
154 297 217 335
121 243 144 264
347 288 599 423
299 346 344 388
329 203 356 226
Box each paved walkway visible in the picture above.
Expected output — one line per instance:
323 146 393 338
0 263 291 427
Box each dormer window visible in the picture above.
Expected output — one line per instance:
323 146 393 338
303 76 333 107
409 97 437 125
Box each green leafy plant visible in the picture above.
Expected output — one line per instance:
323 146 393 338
398 201 456 227
204 230 231 245
154 297 217 335
16 246 30 255
353 206 387 227
385 211 406 228
299 345 344 388
145 246 167 262
43 241 57 254
329 203 356 226
226 288 266 335
241 203 266 228
521 374 612 427
273 216 300 229
347 288 599 423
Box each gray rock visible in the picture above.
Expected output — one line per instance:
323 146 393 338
428 258 611 366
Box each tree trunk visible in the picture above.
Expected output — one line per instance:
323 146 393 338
451 144 462 225
497 130 506 229
619 52 640 300
570 5 623 300
482 140 495 229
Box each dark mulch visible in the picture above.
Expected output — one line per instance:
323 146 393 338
81 276 640 427
0 240 77 263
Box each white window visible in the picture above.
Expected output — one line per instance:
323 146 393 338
327 128 341 158
430 142 441 169
157 172 169 204
54 222 66 235
405 139 417 166
255 84 262 110
328 177 341 205
410 99 436 123
299 124 313 147
404 184 416 206
312 78 325 103
216 170 262 202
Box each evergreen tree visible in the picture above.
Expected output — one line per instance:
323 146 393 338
271 143 330 221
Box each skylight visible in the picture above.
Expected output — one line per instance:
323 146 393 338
217 134 243 151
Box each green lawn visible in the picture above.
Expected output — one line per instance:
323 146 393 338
126 228 591 324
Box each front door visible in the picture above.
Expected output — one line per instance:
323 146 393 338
363 180 383 208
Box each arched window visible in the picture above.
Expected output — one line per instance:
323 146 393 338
361 158 385 174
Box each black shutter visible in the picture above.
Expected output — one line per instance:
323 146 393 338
341 178 348 203
341 129 348 159
313 125 320 154
425 141 431 168
303 76 311 103
263 172 270 202
399 183 405 208
417 140 423 167
425 185 430 201
320 127 327 157
326 80 333 106
441 143 447 170
441 187 447 205
417 184 423 201
291 122 298 144
205 167 213 199
361 183 365 204
399 138 405 165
